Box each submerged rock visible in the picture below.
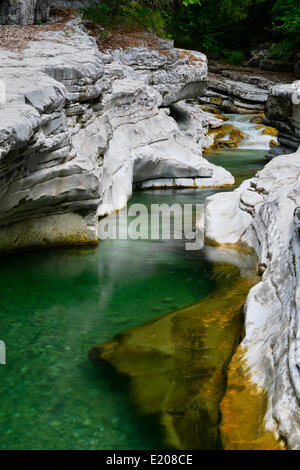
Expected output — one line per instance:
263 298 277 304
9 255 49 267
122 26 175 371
261 127 278 137
220 346 285 450
269 139 280 147
249 113 265 124
90 257 258 450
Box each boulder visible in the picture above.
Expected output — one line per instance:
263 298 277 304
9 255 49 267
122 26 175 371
246 46 294 74
246 46 271 68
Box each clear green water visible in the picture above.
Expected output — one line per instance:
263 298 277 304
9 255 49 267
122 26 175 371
206 148 266 188
0 149 266 450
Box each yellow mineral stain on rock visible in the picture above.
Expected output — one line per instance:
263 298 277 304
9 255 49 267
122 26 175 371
249 113 265 124
270 139 280 147
90 258 259 450
195 104 229 121
220 345 285 450
261 127 278 137
209 96 224 106
207 124 245 151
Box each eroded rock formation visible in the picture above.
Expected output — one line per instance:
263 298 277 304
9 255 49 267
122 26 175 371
198 63 295 117
198 73 269 114
0 17 233 252
204 150 300 449
265 81 300 159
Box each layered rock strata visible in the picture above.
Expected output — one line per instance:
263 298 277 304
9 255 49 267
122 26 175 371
265 81 300 159
204 150 300 449
198 63 294 115
198 73 269 114
0 18 233 252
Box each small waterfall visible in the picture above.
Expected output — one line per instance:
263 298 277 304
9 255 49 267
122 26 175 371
225 114 278 150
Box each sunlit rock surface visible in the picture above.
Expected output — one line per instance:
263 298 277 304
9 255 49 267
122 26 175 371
204 150 300 449
0 17 234 252
108 39 207 107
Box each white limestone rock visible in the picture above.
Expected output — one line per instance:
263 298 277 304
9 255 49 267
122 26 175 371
0 18 234 252
199 73 268 113
204 150 300 449
169 101 223 146
204 181 253 245
49 0 95 8
266 81 300 158
107 36 208 106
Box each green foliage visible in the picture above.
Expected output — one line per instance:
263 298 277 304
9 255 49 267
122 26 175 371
118 1 166 35
82 2 112 26
270 38 299 60
270 0 300 59
272 0 300 34
82 1 166 35
222 49 245 65
82 0 300 64
182 0 201 5
164 0 253 52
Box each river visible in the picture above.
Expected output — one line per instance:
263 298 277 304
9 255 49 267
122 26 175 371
0 115 269 449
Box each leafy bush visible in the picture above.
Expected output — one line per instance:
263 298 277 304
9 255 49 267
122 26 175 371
82 2 112 26
270 38 299 61
272 0 300 34
82 0 300 65
82 1 166 36
222 50 245 65
118 2 166 35
271 0 300 60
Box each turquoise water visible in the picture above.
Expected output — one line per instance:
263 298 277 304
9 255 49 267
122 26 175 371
206 148 266 187
0 149 266 450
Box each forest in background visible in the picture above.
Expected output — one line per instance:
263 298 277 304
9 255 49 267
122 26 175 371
82 0 300 65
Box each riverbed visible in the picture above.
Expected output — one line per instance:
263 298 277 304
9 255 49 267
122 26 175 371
0 116 268 450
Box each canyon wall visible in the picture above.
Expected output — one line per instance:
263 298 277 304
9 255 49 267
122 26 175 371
198 72 269 114
204 148 300 449
0 17 233 252
266 81 300 159
202 56 300 452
